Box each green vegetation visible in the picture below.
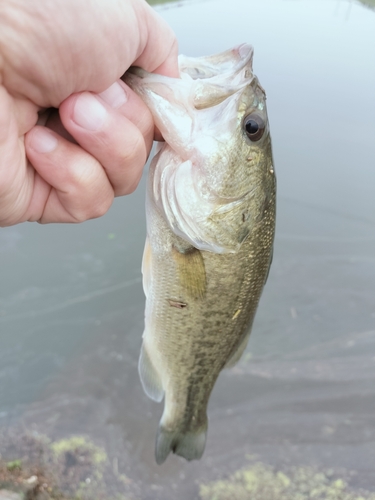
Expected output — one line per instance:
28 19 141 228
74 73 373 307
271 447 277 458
0 433 134 500
51 436 107 465
199 462 375 500
6 460 22 471
49 436 112 499
2 431 375 500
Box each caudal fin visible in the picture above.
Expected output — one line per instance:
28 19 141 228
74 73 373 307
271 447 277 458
155 425 207 465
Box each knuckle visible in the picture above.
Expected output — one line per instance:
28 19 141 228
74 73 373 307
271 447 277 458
70 157 101 189
120 132 146 166
72 195 113 222
123 171 142 195
110 134 146 195
66 159 114 221
91 195 113 219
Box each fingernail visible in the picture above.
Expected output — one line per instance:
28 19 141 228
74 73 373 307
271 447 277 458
98 82 128 109
30 128 58 153
73 92 107 131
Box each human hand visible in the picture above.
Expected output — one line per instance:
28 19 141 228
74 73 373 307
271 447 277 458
0 0 178 226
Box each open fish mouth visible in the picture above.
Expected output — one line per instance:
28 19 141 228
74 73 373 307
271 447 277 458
127 44 256 110
178 44 255 109
179 44 254 79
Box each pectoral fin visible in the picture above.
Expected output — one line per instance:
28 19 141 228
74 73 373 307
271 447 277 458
172 246 206 299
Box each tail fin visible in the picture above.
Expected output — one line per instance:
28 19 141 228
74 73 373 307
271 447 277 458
155 424 207 465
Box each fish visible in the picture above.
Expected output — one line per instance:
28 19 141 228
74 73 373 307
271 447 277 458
124 44 276 464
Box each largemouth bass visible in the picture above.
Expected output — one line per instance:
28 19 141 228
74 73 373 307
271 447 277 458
125 44 276 464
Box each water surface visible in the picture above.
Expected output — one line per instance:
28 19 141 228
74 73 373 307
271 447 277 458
0 0 374 498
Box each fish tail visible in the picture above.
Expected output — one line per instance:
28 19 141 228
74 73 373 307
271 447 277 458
155 422 207 465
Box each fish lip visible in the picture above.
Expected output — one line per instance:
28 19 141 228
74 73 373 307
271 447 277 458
179 43 254 80
238 43 252 59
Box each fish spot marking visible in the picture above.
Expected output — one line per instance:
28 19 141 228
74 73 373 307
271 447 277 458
168 299 188 309
242 210 250 223
232 309 241 320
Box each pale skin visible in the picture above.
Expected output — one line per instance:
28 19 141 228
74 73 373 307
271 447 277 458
0 0 178 226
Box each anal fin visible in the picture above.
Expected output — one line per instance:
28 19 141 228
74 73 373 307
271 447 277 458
138 342 164 402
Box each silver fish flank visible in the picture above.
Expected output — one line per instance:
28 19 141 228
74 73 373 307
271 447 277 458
125 44 276 464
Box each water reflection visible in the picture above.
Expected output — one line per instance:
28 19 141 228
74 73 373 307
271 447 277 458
0 0 374 498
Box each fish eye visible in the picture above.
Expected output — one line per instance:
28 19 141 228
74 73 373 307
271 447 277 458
244 114 265 141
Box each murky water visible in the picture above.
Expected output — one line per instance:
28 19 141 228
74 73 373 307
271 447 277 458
1 0 374 498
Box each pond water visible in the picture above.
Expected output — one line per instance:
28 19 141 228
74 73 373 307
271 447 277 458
0 0 374 498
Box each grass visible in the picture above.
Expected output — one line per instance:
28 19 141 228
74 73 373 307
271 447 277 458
6 460 22 471
51 436 107 465
199 462 375 500
0 433 135 500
